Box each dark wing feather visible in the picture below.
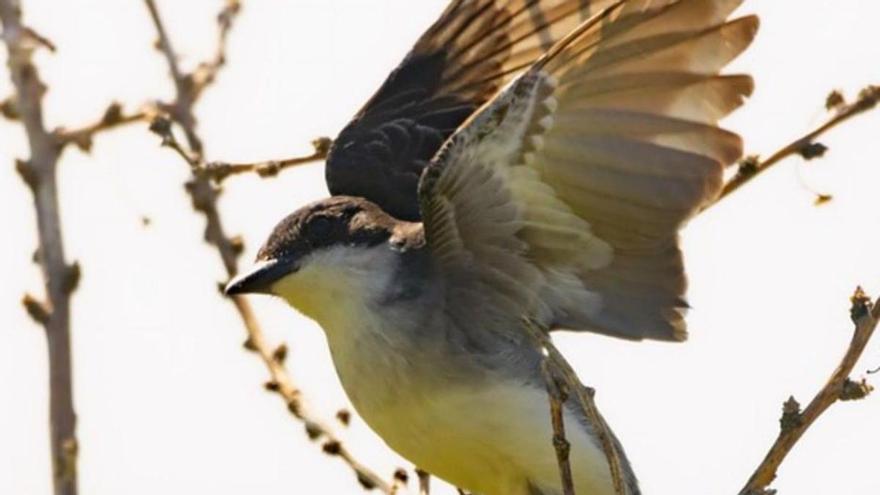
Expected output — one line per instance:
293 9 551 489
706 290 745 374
326 0 600 221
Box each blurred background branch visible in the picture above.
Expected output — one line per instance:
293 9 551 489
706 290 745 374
54 102 147 153
140 0 397 491
204 136 331 184
714 85 880 207
2 1 87 493
0 0 149 489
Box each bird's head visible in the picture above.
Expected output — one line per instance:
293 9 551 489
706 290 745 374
225 196 424 323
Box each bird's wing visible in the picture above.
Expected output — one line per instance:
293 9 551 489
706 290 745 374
419 0 757 341
326 0 627 221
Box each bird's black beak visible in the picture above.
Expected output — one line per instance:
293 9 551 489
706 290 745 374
224 258 294 296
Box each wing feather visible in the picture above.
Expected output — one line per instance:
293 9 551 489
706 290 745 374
327 0 612 221
552 108 744 163
419 0 758 341
560 17 759 78
539 135 723 207
560 72 754 123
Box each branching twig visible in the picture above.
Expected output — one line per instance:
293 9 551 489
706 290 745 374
148 110 330 183
0 3 78 495
739 287 880 495
704 83 880 493
143 0 202 153
146 117 330 183
524 319 628 495
145 0 327 184
714 85 880 207
141 1 394 491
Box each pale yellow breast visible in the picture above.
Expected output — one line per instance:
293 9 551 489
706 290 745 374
328 332 616 495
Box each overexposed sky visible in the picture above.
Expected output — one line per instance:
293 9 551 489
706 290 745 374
2 1 880 494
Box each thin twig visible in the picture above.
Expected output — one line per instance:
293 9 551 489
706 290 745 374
190 0 240 100
143 0 201 152
0 3 78 495
141 1 394 491
204 136 331 183
539 358 576 495
523 319 628 495
714 85 880 207
55 103 147 152
147 115 199 167
739 287 879 495
148 111 330 184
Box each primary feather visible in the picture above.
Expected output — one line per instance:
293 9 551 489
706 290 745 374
419 0 758 341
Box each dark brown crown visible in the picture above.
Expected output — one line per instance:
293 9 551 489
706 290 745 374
257 196 399 262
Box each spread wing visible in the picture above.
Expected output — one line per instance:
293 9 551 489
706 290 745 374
419 0 758 341
326 0 620 221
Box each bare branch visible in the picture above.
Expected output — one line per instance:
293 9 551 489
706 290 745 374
3 94 146 152
539 357 576 495
204 136 331 183
714 85 880 207
523 319 628 495
143 0 204 152
739 287 880 494
141 1 395 491
147 111 330 184
55 102 147 152
190 0 240 100
0 2 78 494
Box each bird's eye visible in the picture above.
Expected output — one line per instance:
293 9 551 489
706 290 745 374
309 217 333 240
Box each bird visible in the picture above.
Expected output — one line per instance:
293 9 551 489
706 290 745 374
226 1 758 494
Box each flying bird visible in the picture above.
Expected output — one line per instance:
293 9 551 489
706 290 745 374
227 1 757 493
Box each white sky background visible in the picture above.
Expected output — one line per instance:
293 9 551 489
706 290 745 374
1 0 879 494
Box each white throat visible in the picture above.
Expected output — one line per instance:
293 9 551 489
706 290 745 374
271 244 396 329
270 244 424 407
